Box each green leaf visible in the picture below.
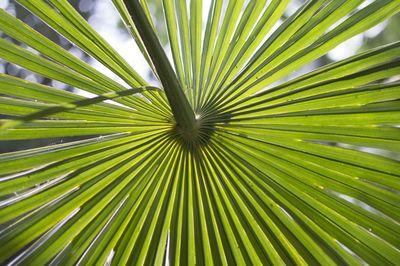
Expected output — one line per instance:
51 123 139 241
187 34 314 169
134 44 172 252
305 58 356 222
1 0 399 264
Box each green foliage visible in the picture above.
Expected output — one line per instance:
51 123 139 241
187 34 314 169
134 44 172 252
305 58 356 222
0 0 399 265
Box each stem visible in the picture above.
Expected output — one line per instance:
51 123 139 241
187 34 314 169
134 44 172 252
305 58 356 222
124 0 196 132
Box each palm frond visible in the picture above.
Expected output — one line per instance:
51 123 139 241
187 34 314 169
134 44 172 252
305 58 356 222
0 0 399 264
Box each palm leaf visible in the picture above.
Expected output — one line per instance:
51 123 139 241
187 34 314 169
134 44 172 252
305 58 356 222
0 0 399 264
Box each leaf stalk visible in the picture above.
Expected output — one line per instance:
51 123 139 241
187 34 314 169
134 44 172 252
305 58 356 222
124 0 197 133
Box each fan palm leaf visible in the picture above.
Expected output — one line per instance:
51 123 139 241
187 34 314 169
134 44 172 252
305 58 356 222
0 0 399 264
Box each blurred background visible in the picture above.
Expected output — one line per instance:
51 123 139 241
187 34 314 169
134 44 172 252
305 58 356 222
1 0 399 153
